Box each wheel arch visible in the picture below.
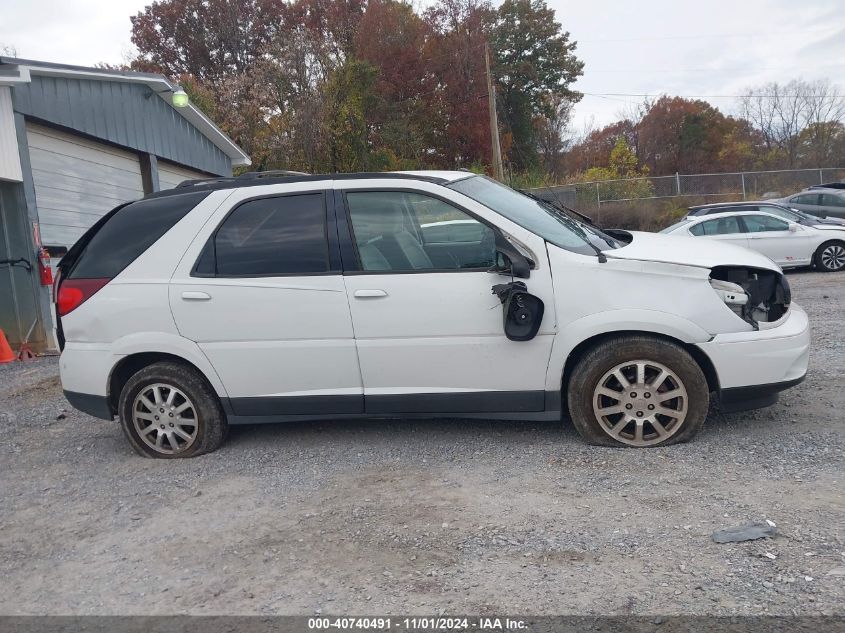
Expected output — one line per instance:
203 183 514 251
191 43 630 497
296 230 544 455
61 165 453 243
108 351 225 416
814 238 845 271
559 330 720 410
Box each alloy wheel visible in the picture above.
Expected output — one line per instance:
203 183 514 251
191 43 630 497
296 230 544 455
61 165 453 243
592 360 689 447
821 244 845 271
132 383 199 455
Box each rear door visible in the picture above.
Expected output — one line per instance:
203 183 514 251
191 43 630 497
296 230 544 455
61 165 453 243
169 185 363 416
338 183 557 415
688 215 750 249
741 214 813 267
818 193 845 219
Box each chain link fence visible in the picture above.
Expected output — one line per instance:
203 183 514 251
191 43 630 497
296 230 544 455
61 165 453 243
528 167 845 230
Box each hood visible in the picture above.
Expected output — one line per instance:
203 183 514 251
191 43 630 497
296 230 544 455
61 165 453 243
814 223 845 231
605 231 780 271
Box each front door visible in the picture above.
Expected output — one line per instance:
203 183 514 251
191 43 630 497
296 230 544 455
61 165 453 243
741 214 813 267
170 190 363 416
339 188 556 414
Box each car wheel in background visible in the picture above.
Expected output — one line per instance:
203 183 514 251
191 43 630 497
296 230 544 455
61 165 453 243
814 241 845 272
567 335 709 448
118 361 228 458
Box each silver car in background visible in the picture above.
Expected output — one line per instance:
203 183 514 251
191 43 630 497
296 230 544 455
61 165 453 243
775 187 845 220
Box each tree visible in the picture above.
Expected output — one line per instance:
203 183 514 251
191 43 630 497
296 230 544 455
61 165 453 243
424 0 493 168
490 0 583 171
286 0 366 65
535 95 572 177
564 119 637 174
636 96 756 175
130 0 285 84
739 81 807 169
797 80 845 167
581 137 653 203
324 59 384 172
250 23 332 172
354 0 437 167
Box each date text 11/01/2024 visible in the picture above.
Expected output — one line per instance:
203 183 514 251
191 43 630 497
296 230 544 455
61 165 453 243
307 617 528 630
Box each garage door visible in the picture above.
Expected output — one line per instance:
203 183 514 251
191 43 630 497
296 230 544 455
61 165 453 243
157 160 211 190
26 123 145 249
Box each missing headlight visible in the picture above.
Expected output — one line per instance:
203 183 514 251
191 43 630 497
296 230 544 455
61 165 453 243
709 266 791 329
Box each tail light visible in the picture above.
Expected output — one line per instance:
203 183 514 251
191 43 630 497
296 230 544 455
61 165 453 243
56 278 110 316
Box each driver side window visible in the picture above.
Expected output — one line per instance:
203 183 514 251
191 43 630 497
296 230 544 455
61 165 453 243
743 215 790 233
345 191 496 272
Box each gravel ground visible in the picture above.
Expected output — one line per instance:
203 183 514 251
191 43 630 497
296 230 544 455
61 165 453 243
0 270 843 616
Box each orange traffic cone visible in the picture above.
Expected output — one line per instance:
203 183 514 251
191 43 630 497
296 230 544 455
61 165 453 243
0 329 14 364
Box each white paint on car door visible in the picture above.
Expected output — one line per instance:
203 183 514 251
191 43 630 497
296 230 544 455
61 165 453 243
339 182 556 411
169 184 363 412
742 214 813 267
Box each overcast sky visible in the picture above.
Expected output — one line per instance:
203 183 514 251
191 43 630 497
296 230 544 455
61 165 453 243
1 0 843 132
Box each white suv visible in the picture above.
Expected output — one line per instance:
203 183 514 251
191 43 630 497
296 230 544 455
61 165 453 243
56 171 810 457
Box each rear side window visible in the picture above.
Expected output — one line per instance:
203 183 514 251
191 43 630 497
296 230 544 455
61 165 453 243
689 216 742 236
821 193 845 207
69 191 209 279
199 193 329 276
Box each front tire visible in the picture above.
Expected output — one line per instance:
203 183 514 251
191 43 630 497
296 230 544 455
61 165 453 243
567 335 709 448
813 241 845 272
118 361 227 458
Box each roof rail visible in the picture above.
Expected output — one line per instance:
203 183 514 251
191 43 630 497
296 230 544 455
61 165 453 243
158 171 450 200
237 170 310 179
174 169 311 189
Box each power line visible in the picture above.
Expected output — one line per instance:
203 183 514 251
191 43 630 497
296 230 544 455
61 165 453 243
578 29 834 43
582 92 845 100
586 64 845 74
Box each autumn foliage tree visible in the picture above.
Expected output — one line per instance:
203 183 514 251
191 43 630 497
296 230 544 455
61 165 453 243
128 0 583 176
490 0 583 171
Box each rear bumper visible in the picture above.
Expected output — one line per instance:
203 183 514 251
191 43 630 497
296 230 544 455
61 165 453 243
696 303 810 411
63 390 113 420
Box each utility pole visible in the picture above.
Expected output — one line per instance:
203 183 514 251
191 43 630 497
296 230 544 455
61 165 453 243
485 42 504 181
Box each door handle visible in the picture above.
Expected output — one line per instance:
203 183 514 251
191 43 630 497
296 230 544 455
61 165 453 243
181 291 211 301
353 289 388 298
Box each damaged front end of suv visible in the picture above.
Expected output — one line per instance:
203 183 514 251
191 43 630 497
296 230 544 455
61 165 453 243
709 266 791 330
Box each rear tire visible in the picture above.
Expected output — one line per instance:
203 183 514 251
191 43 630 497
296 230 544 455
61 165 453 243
567 335 709 448
118 361 227 458
813 240 845 272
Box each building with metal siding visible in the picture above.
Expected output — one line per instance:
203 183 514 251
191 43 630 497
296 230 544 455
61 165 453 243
0 58 250 354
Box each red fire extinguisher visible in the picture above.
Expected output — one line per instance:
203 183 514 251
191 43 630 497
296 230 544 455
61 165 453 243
37 247 53 287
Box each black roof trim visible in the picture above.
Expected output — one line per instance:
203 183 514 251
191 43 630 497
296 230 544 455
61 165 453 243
688 201 789 211
142 172 451 200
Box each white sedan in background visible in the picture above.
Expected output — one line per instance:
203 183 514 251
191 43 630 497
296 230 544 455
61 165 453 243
661 210 845 272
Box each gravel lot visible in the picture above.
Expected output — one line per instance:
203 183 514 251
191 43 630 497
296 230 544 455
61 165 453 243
0 270 843 616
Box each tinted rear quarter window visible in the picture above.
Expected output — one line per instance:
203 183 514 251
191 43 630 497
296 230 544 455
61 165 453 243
204 193 329 276
821 193 845 207
692 217 742 235
69 191 209 279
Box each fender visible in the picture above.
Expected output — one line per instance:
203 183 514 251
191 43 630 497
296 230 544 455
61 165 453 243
108 331 230 398
544 308 713 392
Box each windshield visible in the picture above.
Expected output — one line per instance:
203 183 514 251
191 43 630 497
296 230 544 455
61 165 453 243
659 218 695 234
760 206 800 222
447 176 619 256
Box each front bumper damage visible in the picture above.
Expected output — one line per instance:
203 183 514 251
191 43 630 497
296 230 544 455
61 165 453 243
695 303 810 412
